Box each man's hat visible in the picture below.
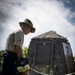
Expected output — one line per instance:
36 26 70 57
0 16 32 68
19 19 36 33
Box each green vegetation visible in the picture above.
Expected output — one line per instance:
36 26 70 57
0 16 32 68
74 56 75 60
23 47 28 57
0 50 4 67
0 50 4 75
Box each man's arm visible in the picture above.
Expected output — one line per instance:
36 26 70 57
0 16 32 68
15 45 23 58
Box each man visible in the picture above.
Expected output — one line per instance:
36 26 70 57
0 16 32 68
2 18 36 75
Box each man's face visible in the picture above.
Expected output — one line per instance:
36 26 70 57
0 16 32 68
23 25 31 35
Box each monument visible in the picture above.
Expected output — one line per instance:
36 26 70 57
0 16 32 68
27 31 75 75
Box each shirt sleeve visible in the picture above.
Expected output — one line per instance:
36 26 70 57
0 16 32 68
14 31 24 47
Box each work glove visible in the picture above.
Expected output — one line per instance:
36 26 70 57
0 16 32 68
15 58 30 75
17 64 30 75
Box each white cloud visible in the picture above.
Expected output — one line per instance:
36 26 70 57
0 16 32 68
0 0 75 56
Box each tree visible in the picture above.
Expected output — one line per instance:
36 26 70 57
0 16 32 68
22 47 28 58
0 50 4 60
0 50 4 65
0 50 4 75
73 56 75 60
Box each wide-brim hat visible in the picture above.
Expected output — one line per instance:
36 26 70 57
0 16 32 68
19 19 36 33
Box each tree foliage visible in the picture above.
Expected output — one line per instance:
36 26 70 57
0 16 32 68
0 50 4 74
73 56 75 60
0 50 4 65
22 47 28 58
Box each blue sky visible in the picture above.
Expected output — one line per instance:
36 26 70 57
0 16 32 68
0 0 75 56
